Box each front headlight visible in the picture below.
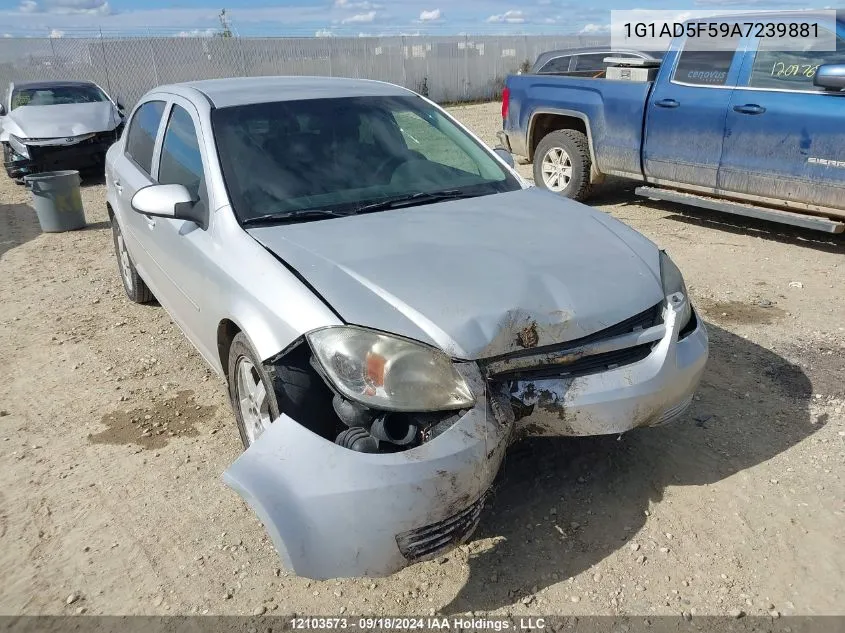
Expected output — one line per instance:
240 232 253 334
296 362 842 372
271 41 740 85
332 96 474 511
659 250 692 330
307 326 475 412
8 135 29 159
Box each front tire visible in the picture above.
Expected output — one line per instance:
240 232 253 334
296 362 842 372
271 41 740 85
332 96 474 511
533 129 592 201
111 216 154 304
228 333 282 449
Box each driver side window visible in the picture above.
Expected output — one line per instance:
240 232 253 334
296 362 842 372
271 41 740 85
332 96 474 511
392 110 481 176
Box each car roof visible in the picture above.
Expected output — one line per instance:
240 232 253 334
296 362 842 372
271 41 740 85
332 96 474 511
11 79 100 91
153 76 414 109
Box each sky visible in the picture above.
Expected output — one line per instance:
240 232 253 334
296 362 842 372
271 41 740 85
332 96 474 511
0 0 824 38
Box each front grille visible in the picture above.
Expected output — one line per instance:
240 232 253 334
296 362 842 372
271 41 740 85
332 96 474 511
499 343 653 381
396 492 488 562
485 301 664 381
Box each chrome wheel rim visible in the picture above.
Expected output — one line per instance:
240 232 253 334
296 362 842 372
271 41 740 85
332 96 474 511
116 228 134 293
541 147 572 192
235 356 271 445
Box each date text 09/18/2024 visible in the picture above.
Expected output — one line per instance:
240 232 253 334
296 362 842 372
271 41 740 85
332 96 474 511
289 617 549 630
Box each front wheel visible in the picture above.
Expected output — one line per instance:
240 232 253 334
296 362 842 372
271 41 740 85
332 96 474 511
228 333 282 449
533 129 592 201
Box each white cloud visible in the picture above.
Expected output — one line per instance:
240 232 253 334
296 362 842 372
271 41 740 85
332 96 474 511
21 0 111 15
48 27 63 37
579 22 610 33
177 27 216 37
418 8 441 22
333 0 380 9
486 9 525 23
3 33 12 37
314 28 334 37
341 10 376 24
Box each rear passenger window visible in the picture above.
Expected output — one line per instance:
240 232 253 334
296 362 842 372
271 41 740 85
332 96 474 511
672 43 738 86
573 53 611 72
539 56 572 74
125 100 165 175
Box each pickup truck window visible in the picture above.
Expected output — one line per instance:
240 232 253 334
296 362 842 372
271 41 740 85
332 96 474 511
672 41 738 86
748 30 845 91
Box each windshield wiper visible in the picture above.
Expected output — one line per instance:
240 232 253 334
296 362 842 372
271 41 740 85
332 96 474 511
241 209 350 227
356 189 480 214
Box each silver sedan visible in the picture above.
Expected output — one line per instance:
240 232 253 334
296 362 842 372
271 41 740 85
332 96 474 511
105 76 708 580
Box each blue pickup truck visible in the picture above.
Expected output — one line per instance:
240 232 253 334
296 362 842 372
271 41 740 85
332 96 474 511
499 11 845 233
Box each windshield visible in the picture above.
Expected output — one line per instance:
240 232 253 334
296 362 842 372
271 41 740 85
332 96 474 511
211 95 521 222
11 84 108 110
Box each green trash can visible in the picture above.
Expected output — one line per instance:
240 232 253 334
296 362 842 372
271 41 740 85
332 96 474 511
24 170 87 233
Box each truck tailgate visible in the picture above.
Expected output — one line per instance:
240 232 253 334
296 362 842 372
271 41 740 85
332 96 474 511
505 75 653 177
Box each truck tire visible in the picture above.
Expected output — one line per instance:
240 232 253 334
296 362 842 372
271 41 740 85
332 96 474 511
533 129 592 201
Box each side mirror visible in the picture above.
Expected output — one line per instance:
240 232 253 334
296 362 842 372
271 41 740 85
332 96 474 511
814 64 845 91
131 184 207 229
493 146 515 168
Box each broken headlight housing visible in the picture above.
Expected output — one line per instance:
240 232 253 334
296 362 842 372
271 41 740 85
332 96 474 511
659 250 692 331
8 135 30 159
307 326 475 412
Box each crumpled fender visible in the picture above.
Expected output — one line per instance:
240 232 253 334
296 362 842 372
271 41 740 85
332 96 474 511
222 366 514 580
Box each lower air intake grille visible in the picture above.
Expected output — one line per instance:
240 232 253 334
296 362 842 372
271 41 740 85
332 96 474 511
396 492 488 562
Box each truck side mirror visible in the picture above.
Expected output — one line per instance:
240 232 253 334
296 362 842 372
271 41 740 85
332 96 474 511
814 64 845 91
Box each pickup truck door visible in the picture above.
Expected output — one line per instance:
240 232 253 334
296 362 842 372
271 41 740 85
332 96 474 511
719 29 845 212
643 38 745 189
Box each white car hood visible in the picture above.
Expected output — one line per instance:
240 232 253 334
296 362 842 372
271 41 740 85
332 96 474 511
3 102 119 139
248 188 665 360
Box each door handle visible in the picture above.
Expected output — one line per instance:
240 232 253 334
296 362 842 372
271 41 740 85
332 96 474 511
733 104 766 115
145 216 156 229
655 98 680 108
113 179 123 194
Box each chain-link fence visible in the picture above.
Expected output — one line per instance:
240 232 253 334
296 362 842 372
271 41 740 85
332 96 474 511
0 33 611 108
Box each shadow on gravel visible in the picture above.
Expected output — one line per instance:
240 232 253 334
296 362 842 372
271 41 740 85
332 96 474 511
447 322 822 614
0 203 41 259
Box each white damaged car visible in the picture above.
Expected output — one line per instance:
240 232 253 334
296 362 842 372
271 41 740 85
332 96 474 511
1 80 124 180
105 76 709 580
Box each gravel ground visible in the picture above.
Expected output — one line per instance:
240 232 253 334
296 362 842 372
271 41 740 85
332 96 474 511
0 101 843 619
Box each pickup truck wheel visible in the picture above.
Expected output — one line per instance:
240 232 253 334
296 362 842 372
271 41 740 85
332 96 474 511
534 130 592 201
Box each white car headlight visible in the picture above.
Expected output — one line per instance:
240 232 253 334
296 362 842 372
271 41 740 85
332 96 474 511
659 250 692 330
307 326 475 412
8 135 29 159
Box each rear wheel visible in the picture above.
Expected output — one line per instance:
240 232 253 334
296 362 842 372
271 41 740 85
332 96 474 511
533 129 592 201
111 216 154 304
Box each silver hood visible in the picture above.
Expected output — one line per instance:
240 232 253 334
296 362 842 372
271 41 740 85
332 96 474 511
4 102 120 139
248 188 665 359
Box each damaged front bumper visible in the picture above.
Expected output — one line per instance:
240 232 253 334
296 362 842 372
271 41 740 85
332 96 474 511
222 366 513 580
4 129 119 178
504 298 708 436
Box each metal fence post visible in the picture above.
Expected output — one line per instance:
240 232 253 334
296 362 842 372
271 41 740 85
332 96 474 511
401 35 407 89
147 30 160 85
98 28 114 98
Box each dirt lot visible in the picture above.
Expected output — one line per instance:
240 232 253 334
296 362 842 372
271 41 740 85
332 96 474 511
0 101 843 619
